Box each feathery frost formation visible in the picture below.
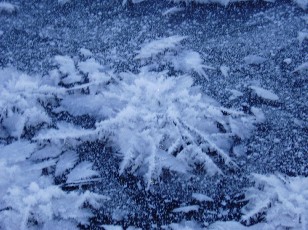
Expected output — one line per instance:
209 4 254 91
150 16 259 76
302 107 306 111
35 36 260 188
0 23 306 227
242 174 308 229
0 34 262 227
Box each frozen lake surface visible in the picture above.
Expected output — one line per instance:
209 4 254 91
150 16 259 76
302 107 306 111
0 0 307 229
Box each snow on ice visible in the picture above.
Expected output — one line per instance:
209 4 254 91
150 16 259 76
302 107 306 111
249 85 279 101
0 2 17 14
135 35 187 59
0 0 307 229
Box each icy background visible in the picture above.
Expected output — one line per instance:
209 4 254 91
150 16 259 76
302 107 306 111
0 0 307 229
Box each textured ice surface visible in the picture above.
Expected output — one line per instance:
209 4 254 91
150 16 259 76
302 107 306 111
0 0 307 229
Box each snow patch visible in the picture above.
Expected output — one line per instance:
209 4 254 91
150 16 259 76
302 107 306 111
55 151 79 177
58 0 71 5
220 65 230 77
135 35 187 59
54 55 75 74
79 48 93 57
294 0 308 9
78 58 104 74
172 50 213 79
298 31 308 45
66 161 99 183
162 6 184 16
293 61 308 73
0 2 17 14
242 174 308 229
228 89 243 100
0 141 36 164
301 15 308 24
250 85 279 101
30 145 62 160
173 205 199 213
132 0 146 3
283 58 292 65
101 225 123 230
250 107 265 123
244 55 267 65
168 220 203 230
35 123 96 141
54 55 83 84
209 221 246 230
192 193 213 202
232 144 246 157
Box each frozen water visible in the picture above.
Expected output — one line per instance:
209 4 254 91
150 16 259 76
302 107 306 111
0 0 307 229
